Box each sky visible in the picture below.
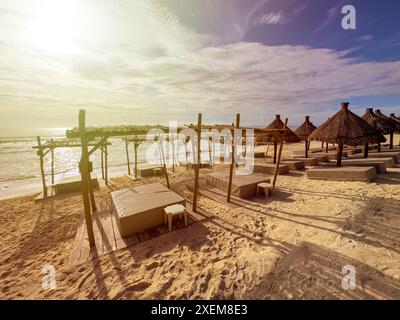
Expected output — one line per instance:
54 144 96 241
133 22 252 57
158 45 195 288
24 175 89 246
0 0 400 136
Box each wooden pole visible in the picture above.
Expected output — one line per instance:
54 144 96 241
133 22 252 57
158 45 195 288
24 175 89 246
125 139 131 175
50 139 54 185
78 110 95 246
305 140 308 158
227 114 240 202
272 118 288 190
158 135 170 188
104 138 108 184
336 143 344 167
208 138 212 165
134 141 138 178
36 136 47 198
390 133 394 149
364 142 369 158
171 134 175 173
100 145 104 179
325 142 329 153
185 140 189 170
192 113 202 212
273 142 277 164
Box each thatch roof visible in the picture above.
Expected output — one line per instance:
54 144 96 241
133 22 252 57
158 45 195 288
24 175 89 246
361 108 396 134
294 116 317 140
390 113 400 124
308 103 386 146
261 115 300 143
375 109 400 132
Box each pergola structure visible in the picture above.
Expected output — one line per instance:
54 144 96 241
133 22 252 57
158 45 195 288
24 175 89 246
122 136 146 178
68 110 288 247
33 137 110 198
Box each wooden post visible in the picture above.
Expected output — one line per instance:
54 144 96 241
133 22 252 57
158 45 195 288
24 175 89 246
158 135 170 188
193 113 202 212
378 142 381 152
305 140 308 158
50 139 55 185
364 143 369 158
325 142 329 153
78 110 95 246
134 141 138 178
36 136 47 198
185 140 189 170
336 143 344 167
104 138 108 184
100 145 104 179
227 114 240 202
125 139 131 175
208 137 212 165
171 134 175 173
273 142 277 164
272 118 288 190
390 133 394 149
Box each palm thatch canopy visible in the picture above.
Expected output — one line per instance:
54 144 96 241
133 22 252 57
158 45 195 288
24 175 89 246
308 103 386 146
375 109 400 132
390 113 400 124
294 116 317 140
362 108 396 134
263 115 300 143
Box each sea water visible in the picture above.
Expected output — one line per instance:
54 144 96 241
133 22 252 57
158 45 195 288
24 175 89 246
0 135 172 200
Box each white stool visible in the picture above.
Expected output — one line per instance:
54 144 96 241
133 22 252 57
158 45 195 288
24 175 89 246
257 182 272 198
164 204 187 231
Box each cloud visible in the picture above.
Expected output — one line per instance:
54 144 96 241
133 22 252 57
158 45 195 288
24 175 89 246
254 12 290 25
357 35 373 42
1 0 400 128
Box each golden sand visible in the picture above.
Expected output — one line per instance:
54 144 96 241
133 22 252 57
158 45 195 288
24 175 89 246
1 140 400 299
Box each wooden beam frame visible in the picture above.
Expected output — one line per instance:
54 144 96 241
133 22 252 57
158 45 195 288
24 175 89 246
227 114 240 202
271 118 288 192
36 136 47 198
78 110 95 246
192 113 202 212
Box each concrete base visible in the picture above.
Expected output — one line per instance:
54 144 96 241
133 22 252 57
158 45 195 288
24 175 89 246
138 164 165 177
281 160 305 170
322 159 387 174
349 152 400 164
343 147 362 155
308 154 330 162
312 151 348 160
306 166 376 182
54 175 99 194
346 156 394 168
290 157 319 166
253 163 290 175
254 151 266 158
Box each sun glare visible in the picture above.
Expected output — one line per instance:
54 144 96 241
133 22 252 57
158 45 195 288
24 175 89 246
23 1 87 54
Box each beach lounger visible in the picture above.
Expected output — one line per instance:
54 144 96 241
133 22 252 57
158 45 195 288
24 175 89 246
111 183 185 237
206 171 270 198
306 166 377 182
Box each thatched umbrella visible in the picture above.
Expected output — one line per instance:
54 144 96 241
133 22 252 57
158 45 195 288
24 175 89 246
362 108 394 152
294 116 317 158
308 102 385 166
263 115 300 163
390 114 400 146
374 109 400 149
390 113 400 123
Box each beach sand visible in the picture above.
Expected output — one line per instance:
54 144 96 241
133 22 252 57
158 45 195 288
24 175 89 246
1 140 400 299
